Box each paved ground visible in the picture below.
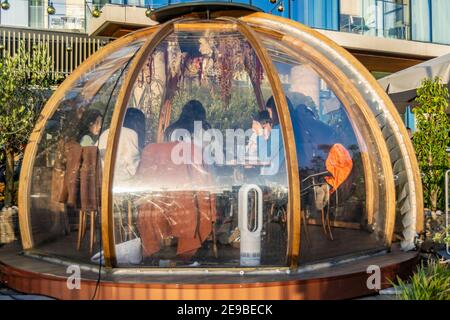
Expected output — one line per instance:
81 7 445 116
357 287 399 300
357 294 398 300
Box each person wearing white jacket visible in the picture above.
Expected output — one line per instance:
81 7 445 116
98 108 146 185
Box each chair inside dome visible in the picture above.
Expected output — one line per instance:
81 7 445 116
26 19 390 269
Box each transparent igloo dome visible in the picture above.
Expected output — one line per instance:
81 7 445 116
18 10 422 271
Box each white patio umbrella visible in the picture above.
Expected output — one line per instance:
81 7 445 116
378 52 450 113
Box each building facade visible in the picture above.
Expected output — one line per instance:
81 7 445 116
2 1 450 44
87 0 450 44
1 0 450 78
0 0 86 32
0 0 108 80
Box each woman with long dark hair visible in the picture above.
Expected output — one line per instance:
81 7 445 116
123 107 146 151
79 109 103 147
164 100 211 142
98 107 146 182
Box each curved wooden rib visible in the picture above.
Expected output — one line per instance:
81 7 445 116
18 26 159 250
222 17 301 268
174 22 237 31
242 12 423 237
101 22 175 268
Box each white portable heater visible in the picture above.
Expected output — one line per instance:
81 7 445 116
238 184 263 266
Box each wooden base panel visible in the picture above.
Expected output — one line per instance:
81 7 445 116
0 246 418 300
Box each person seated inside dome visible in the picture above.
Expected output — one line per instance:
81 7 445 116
164 100 218 169
253 96 292 180
290 102 356 231
79 109 103 147
164 100 211 143
135 100 216 265
291 103 337 176
254 97 353 200
98 107 146 183
247 110 272 161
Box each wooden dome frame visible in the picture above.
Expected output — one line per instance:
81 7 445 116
11 11 423 299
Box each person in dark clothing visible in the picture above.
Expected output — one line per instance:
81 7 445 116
165 100 211 141
123 107 146 151
291 104 336 174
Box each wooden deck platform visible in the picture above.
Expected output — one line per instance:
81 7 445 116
27 224 386 267
0 242 418 300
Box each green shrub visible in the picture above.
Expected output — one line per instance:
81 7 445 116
393 260 450 300
0 41 54 207
433 226 450 247
412 77 450 211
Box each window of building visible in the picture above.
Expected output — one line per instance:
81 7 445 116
340 0 410 40
431 0 450 45
48 0 85 32
29 0 45 29
411 0 431 42
292 0 339 30
340 0 377 36
382 0 409 39
144 0 168 9
0 0 29 27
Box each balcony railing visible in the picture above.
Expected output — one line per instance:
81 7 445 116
339 0 410 41
0 26 109 80
1 1 449 45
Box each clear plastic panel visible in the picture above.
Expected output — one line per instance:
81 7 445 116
111 23 290 268
260 34 388 264
29 39 144 263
